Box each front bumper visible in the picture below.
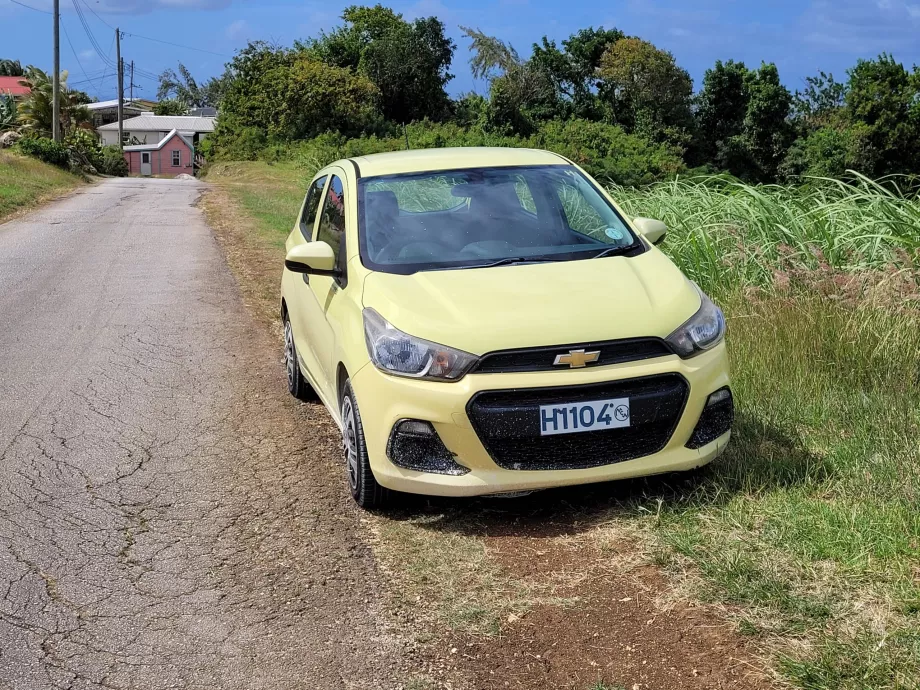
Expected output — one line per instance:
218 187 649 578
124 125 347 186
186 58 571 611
350 342 730 497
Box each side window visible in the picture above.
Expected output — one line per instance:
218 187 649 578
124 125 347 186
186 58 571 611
553 177 607 240
299 175 327 240
317 175 347 283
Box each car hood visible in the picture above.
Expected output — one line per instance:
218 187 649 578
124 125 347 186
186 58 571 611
361 250 700 355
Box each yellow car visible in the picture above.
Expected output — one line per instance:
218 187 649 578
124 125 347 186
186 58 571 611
281 147 731 508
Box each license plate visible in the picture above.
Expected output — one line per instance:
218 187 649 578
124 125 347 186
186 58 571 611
539 398 630 436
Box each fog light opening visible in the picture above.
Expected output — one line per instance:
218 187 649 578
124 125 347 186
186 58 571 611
387 419 470 476
686 386 734 449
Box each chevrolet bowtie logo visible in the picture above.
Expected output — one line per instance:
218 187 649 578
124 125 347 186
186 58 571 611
553 349 601 368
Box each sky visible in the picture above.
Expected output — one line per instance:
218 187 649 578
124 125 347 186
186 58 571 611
2 0 920 103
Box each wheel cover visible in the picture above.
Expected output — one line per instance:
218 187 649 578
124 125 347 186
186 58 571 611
284 320 296 388
342 396 359 492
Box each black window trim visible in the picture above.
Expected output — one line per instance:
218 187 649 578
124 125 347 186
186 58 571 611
317 171 349 288
355 163 645 276
300 174 329 241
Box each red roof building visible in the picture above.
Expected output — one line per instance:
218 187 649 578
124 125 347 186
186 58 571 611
0 76 31 97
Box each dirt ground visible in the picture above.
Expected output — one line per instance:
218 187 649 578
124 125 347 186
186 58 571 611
201 183 778 690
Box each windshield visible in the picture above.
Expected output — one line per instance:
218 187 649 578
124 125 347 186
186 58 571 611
357 165 643 274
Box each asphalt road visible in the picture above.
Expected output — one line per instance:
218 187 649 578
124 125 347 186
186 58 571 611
0 179 403 689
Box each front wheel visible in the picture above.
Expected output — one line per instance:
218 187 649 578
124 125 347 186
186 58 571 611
284 315 314 401
341 380 390 509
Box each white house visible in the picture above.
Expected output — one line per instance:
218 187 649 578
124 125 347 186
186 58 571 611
97 113 215 147
86 99 155 129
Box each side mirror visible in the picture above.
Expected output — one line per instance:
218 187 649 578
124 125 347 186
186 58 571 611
633 217 667 246
285 241 337 275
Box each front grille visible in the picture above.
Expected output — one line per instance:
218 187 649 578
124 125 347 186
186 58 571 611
467 374 689 470
471 338 673 374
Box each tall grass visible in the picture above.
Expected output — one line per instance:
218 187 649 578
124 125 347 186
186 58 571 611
612 173 920 294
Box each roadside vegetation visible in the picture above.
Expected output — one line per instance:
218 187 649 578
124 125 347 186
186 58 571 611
0 149 84 221
207 158 920 689
1 65 127 176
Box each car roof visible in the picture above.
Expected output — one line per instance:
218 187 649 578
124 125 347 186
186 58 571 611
339 146 571 179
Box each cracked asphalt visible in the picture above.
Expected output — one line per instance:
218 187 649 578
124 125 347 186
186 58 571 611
0 179 405 689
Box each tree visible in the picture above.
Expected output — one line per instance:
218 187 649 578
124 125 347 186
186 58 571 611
213 42 296 145
530 27 624 120
16 66 90 138
793 71 846 129
692 60 794 181
213 41 383 153
460 27 557 135
693 60 749 166
844 54 920 175
306 5 455 123
739 63 794 180
597 37 693 148
157 63 225 108
0 59 24 77
154 99 189 116
280 56 380 138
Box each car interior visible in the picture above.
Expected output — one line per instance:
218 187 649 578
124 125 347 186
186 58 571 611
362 169 625 266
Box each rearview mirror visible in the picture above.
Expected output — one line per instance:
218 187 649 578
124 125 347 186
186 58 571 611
633 217 667 246
285 241 337 275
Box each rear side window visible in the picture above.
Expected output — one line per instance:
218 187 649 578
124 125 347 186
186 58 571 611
317 175 347 284
300 175 327 239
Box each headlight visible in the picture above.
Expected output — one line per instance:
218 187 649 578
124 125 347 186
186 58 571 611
363 308 478 381
666 285 725 357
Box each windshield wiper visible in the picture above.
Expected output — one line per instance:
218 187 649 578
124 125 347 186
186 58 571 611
449 256 568 270
592 243 640 260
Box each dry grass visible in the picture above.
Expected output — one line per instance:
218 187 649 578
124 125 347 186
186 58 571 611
0 149 85 222
365 513 579 637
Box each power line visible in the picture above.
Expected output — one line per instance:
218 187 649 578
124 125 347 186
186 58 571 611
8 0 51 13
61 18 101 97
69 0 117 70
78 0 113 30
121 31 231 59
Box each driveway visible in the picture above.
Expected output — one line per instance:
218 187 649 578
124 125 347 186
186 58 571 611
0 179 403 689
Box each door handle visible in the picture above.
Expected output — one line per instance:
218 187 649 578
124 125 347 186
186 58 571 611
302 274 310 285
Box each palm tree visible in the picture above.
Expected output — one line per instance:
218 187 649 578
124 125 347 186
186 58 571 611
17 66 91 138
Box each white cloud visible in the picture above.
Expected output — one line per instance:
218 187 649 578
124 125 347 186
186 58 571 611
79 49 96 61
225 18 247 39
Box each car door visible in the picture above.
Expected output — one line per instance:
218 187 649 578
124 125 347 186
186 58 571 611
302 170 349 404
286 174 328 388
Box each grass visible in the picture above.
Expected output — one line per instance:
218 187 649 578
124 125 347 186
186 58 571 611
202 161 304 249
0 149 84 222
205 160 920 689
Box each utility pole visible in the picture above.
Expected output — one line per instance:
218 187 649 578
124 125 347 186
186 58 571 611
116 28 124 151
130 61 134 101
52 0 60 142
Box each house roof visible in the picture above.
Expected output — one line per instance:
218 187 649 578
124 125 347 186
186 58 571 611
0 76 31 96
98 114 215 132
86 99 145 111
123 129 194 152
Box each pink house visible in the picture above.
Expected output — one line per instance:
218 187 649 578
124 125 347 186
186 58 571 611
123 129 195 177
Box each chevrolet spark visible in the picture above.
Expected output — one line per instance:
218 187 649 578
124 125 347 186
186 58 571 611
280 147 732 508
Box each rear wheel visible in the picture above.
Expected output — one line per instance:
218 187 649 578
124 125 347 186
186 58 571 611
341 380 390 509
284 314 314 401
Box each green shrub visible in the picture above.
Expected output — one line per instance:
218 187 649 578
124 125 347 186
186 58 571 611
529 119 685 186
64 129 103 171
99 145 128 176
17 136 70 168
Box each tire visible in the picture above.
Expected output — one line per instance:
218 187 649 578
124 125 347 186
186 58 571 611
283 314 315 401
341 380 391 509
